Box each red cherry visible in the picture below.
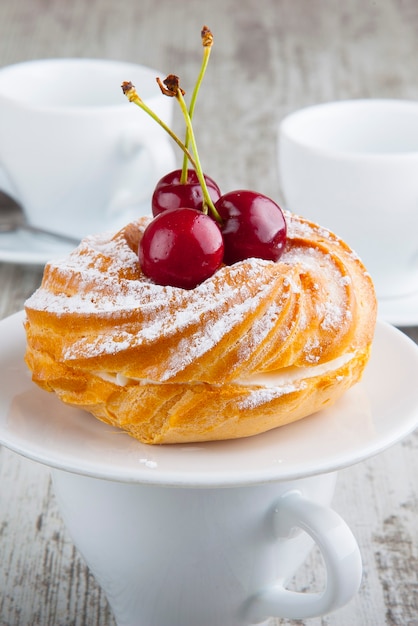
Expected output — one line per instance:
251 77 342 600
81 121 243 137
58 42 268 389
138 208 224 289
215 190 287 265
151 169 221 217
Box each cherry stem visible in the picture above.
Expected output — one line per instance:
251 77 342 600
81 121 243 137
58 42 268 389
180 27 213 185
175 89 222 224
121 81 198 171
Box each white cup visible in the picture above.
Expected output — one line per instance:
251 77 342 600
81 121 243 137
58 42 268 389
52 470 362 626
278 99 418 300
0 58 176 239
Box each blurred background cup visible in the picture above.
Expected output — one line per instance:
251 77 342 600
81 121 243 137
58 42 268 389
0 58 176 239
278 99 418 301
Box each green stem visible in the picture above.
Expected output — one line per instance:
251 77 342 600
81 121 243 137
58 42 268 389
180 45 212 184
125 87 198 170
176 90 222 224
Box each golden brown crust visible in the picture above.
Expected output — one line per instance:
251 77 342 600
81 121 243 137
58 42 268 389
24 212 377 444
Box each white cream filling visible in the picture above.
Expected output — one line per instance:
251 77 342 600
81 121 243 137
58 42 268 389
237 352 354 387
92 352 354 389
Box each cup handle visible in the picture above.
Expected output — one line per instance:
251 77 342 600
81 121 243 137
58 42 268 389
108 130 176 217
120 128 176 183
245 490 363 623
0 166 18 198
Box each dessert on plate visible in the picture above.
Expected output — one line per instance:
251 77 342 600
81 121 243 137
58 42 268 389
24 28 377 444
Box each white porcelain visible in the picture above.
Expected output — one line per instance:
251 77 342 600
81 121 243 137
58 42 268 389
0 227 76 265
278 99 418 300
1 312 418 625
0 58 175 240
52 470 360 626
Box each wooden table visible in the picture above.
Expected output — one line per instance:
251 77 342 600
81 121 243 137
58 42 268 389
1 1 418 624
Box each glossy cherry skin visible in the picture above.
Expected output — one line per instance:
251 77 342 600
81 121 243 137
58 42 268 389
151 169 221 217
139 207 224 289
215 190 287 265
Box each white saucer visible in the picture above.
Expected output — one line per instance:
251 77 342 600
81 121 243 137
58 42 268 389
1 223 417 327
378 290 418 327
0 228 75 265
0 204 148 266
1 312 418 487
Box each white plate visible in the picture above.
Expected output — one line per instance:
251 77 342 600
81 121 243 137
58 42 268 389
1 311 418 487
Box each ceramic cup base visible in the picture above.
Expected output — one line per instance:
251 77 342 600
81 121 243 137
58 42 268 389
52 470 361 626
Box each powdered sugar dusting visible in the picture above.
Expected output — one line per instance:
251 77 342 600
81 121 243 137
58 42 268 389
25 212 361 381
26 220 292 379
284 214 353 332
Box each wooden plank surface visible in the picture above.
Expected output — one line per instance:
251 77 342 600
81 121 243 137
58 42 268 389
1 1 418 624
